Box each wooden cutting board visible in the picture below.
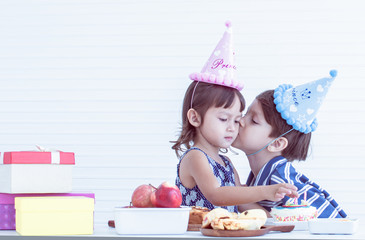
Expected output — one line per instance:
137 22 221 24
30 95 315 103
201 225 295 237
187 224 201 231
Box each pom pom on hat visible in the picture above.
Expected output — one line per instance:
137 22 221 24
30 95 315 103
274 70 337 133
329 69 337 77
189 21 244 91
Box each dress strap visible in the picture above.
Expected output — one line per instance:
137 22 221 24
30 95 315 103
176 147 209 181
179 147 209 161
180 147 231 169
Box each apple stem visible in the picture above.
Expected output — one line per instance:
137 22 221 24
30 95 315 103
149 184 157 190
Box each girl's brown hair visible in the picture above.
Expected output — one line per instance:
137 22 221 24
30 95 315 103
171 81 245 158
256 90 311 161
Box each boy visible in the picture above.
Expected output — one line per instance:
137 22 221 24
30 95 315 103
233 70 347 218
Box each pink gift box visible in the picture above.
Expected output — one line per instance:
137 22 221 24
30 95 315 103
0 193 95 230
0 151 75 193
3 151 75 164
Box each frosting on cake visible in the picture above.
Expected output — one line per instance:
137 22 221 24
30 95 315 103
271 199 318 222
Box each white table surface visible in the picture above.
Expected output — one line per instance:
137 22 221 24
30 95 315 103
0 223 364 240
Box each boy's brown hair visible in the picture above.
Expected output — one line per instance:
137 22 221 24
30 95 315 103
171 81 245 158
256 90 311 161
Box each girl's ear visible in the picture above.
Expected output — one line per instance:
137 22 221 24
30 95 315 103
268 137 288 153
187 108 202 127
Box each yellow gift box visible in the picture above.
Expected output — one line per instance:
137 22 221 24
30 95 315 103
15 196 94 236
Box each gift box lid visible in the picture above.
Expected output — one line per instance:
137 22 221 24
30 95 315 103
3 151 75 164
15 196 94 211
0 193 95 205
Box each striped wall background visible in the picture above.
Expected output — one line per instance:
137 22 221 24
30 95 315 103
0 0 364 224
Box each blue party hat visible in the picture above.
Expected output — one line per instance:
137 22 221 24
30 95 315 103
273 70 337 133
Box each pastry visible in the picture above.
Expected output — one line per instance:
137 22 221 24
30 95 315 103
218 218 262 230
239 209 267 226
202 208 232 228
201 208 266 231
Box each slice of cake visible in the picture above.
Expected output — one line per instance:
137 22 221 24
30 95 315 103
189 206 210 224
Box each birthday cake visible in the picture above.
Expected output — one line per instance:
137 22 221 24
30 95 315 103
270 199 318 222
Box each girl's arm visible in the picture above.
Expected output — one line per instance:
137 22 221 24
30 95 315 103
230 158 243 187
183 150 298 207
231 158 278 217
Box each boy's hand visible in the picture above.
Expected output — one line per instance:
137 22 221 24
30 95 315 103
266 183 298 202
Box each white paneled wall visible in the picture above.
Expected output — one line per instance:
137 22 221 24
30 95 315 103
0 0 364 224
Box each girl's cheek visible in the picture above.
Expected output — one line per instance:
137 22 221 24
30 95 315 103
234 131 239 138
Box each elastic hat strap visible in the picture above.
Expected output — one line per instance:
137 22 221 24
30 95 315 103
246 128 294 157
190 81 200 109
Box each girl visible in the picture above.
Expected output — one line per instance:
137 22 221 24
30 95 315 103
232 70 347 218
172 81 298 213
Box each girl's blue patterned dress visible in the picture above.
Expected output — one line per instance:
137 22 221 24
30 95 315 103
175 147 238 213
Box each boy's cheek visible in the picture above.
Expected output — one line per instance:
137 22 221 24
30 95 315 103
239 119 245 127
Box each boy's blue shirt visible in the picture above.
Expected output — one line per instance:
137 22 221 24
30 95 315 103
246 156 347 218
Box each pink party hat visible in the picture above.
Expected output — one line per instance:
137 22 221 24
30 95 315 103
189 21 243 91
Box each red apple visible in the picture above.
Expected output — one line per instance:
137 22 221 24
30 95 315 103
131 184 156 208
150 182 182 208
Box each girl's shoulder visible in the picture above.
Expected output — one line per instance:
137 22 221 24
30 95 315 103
180 147 221 169
182 147 209 162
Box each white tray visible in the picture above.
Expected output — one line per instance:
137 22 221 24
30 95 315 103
114 206 191 235
308 218 359 235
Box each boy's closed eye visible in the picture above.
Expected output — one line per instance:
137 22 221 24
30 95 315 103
243 114 258 124
252 118 258 124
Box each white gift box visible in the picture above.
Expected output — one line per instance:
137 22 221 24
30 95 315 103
0 151 74 193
